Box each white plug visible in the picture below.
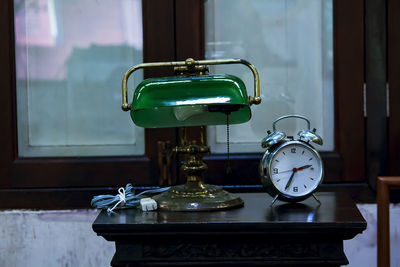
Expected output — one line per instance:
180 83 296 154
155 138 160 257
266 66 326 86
139 198 157 211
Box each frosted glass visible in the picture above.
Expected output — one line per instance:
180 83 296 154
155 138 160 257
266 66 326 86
205 0 334 153
14 0 144 157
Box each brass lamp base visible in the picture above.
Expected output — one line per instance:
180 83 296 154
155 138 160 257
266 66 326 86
153 127 243 211
153 181 244 211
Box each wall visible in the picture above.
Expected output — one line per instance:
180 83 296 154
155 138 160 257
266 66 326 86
0 204 399 267
345 204 400 267
0 210 113 266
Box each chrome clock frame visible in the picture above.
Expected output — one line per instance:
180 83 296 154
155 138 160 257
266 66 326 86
259 140 324 204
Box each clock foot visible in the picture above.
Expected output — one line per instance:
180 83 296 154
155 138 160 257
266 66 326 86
312 193 321 205
270 195 279 206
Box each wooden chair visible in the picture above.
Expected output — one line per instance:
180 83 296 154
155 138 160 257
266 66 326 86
377 176 400 267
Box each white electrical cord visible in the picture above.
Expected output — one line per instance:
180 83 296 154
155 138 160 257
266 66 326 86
91 184 169 213
107 187 127 213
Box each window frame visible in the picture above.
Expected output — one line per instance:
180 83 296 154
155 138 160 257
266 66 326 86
388 0 400 177
203 0 365 185
0 0 373 209
0 0 179 204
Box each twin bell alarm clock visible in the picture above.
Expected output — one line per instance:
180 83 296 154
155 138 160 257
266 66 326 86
259 115 324 205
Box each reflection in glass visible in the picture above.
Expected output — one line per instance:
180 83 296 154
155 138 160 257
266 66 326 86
14 0 144 156
205 0 333 152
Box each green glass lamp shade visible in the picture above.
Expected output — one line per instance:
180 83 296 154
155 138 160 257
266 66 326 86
130 74 251 128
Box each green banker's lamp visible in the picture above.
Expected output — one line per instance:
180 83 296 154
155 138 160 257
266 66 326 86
122 58 261 211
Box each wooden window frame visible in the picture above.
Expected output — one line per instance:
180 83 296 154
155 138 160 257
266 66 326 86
204 0 365 185
0 0 180 208
0 0 371 209
388 0 400 177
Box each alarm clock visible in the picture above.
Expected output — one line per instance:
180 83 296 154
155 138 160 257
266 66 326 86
259 115 324 205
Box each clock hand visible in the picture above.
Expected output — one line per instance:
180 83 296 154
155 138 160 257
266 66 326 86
277 165 312 175
296 164 312 171
284 170 296 190
283 165 312 190
276 169 294 174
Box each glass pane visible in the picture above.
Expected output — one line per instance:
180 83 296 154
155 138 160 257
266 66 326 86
205 0 333 152
14 0 144 157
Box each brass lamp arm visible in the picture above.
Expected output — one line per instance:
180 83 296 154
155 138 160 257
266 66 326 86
121 58 261 111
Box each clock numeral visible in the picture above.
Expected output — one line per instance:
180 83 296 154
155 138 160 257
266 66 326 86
273 168 278 174
309 157 313 161
302 150 305 155
293 186 298 192
291 148 296 153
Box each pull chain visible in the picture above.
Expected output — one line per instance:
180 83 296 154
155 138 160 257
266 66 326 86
226 113 232 174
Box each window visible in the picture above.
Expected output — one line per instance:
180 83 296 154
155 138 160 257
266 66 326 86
1 0 179 195
205 0 334 153
202 0 365 184
14 0 144 157
0 0 366 208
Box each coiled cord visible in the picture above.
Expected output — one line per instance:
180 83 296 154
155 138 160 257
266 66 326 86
91 184 169 213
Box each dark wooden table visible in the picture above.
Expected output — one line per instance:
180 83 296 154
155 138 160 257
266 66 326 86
92 192 366 266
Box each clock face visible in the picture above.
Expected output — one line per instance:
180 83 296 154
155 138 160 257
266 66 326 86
269 142 323 198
